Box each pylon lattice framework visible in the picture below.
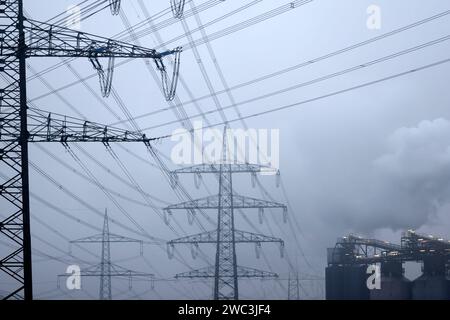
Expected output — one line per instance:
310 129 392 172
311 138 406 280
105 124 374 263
166 127 287 300
287 273 300 300
59 211 153 300
0 0 181 300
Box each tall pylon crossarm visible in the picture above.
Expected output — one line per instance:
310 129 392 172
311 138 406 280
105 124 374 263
171 163 274 175
169 230 283 245
168 230 284 260
22 108 165 144
57 263 155 291
21 19 182 100
164 195 287 210
170 164 279 190
175 266 278 280
164 194 288 224
23 19 179 59
168 230 218 245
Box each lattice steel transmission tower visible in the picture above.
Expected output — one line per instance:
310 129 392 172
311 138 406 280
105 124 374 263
59 211 153 300
0 0 181 300
166 128 287 300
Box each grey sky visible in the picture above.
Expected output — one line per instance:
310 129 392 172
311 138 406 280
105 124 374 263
3 0 449 299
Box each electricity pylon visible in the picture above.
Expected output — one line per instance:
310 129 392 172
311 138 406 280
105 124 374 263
287 273 300 300
0 0 181 300
166 127 286 300
60 211 153 300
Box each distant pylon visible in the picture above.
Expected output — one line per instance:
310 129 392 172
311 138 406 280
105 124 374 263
167 127 287 300
288 273 300 300
60 209 153 300
100 210 112 300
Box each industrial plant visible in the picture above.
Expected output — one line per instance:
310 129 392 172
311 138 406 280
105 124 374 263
326 231 450 300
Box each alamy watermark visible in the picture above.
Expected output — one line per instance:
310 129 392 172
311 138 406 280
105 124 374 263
367 5 382 30
66 5 81 30
366 264 381 290
66 264 81 290
170 122 280 175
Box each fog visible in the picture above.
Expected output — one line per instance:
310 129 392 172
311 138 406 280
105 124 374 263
1 0 449 299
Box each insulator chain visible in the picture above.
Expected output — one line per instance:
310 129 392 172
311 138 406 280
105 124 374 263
170 172 179 189
150 279 155 290
171 0 186 18
88 42 116 98
167 243 175 259
164 209 172 225
280 242 285 258
109 0 121 15
191 243 199 260
283 207 288 223
194 171 202 189
258 207 264 225
251 172 256 188
276 170 281 188
154 47 182 101
187 209 196 225
128 275 133 289
255 242 262 259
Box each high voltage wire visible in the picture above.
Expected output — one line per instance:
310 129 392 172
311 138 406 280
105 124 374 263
28 94 214 300
24 11 450 242
28 0 313 98
20 2 450 300
33 144 167 207
142 35 450 131
28 161 164 242
179 0 303 291
43 0 109 26
24 161 213 296
165 58 450 135
108 9 450 126
116 4 217 232
1 1 207 300
26 0 216 82
24 6 216 264
134 4 289 290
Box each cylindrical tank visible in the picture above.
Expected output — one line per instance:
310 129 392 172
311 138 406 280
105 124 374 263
370 276 411 300
370 261 411 300
412 275 449 300
326 265 370 300
412 256 449 300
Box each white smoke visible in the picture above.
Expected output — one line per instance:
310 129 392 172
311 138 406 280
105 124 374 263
313 118 450 234
368 118 450 230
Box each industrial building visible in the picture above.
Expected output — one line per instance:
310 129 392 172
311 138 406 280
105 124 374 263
326 230 450 300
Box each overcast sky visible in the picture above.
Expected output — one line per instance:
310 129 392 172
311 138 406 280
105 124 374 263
2 0 450 299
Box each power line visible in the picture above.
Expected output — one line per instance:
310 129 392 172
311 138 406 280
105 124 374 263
143 35 450 131
107 8 450 127
28 0 314 100
166 58 450 133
